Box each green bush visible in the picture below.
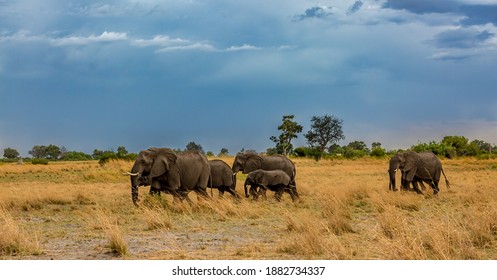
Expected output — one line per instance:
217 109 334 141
98 151 118 166
370 147 386 158
31 158 49 165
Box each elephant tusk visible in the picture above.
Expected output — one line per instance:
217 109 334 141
123 172 140 176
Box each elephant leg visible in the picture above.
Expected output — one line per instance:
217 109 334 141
149 181 162 196
418 181 427 191
218 187 225 198
400 177 410 191
431 180 440 194
195 187 211 200
411 181 423 194
274 188 283 202
287 185 298 202
291 185 300 198
226 187 241 199
290 179 298 195
169 189 185 204
249 185 259 200
257 185 268 200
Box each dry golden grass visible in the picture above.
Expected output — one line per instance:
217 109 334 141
1 157 497 259
0 206 42 256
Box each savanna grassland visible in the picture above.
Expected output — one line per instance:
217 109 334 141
1 157 497 260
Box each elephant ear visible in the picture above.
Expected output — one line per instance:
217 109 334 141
403 152 420 181
244 154 263 173
150 149 177 178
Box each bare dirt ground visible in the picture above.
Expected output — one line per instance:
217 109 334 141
1 157 497 260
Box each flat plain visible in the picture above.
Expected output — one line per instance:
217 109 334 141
1 157 497 260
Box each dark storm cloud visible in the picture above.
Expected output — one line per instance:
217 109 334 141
382 0 458 14
292 6 333 21
383 0 497 26
459 5 497 26
347 1 364 15
433 29 495 49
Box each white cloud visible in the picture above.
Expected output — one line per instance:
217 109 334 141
225 44 261 51
132 35 190 47
0 30 46 43
0 30 129 47
51 31 128 46
156 42 216 52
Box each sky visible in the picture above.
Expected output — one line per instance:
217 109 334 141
1 0 497 156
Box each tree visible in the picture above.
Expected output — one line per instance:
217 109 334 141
92 149 104 159
186 141 204 153
270 115 303 155
46 144 61 160
218 148 229 157
347 140 368 151
370 142 386 158
470 139 493 154
28 145 61 160
3 148 20 159
61 151 93 161
372 142 382 149
116 146 128 158
29 145 46 158
304 114 345 154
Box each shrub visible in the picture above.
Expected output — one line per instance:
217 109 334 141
370 147 386 158
98 151 118 166
31 158 49 165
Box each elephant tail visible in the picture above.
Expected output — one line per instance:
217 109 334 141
441 168 451 189
209 175 213 197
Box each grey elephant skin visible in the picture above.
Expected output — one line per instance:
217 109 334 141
388 151 450 194
128 147 211 206
208 159 240 199
232 152 298 197
244 169 298 202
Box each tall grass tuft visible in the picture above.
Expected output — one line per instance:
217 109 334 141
94 209 128 257
141 198 173 230
0 207 42 256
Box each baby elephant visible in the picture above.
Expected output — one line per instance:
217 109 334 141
244 169 298 202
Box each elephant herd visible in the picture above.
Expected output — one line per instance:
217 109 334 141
126 147 450 206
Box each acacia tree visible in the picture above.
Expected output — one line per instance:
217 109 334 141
270 115 303 156
186 141 204 154
3 148 20 159
304 114 345 160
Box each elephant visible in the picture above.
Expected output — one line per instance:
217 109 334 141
232 152 299 198
208 159 240 199
388 151 450 194
127 147 211 206
243 169 298 202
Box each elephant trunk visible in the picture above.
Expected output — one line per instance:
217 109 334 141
244 179 249 198
130 162 141 206
388 160 400 191
388 170 396 191
131 185 139 206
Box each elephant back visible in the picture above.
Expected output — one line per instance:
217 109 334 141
209 159 233 187
174 151 211 189
260 155 296 180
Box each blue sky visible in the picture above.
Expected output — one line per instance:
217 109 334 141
1 0 497 156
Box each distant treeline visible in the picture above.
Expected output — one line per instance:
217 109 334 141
2 114 496 163
1 135 496 165
288 136 496 160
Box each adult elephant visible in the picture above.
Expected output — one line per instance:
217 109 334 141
231 152 298 198
127 147 211 206
209 159 240 199
388 151 450 194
